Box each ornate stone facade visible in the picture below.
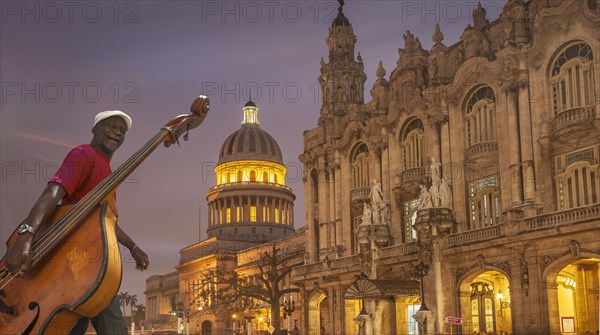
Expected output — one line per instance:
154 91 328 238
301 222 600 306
295 1 600 334
146 1 599 334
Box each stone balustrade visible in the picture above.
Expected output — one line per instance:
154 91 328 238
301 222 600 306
552 106 596 133
464 141 498 158
448 225 501 247
379 242 418 258
351 187 370 204
400 166 426 186
523 203 600 231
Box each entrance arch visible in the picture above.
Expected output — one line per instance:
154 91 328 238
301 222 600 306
308 292 328 335
543 254 600 335
458 269 512 334
201 320 212 335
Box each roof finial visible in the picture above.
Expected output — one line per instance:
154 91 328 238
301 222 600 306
338 0 344 13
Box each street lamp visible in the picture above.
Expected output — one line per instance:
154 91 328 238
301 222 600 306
414 261 430 311
496 292 511 316
283 295 295 333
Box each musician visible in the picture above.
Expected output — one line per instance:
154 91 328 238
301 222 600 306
6 110 149 335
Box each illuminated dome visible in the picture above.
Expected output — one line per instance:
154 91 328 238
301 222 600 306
218 124 283 165
206 101 295 241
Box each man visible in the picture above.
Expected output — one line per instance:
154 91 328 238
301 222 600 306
6 110 149 335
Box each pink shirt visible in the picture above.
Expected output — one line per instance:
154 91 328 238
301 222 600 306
49 144 112 204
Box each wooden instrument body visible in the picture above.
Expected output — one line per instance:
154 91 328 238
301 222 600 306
0 202 122 335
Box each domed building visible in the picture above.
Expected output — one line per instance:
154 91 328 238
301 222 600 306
206 100 295 240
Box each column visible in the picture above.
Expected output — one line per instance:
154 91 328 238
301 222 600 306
517 79 536 202
505 85 524 205
328 166 336 248
304 169 317 262
334 160 343 249
380 141 390 211
318 156 328 257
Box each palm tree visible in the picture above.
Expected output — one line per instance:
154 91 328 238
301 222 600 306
133 303 146 323
129 294 138 318
118 292 131 317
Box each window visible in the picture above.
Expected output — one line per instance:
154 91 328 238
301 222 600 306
407 304 420 335
226 208 231 223
237 170 243 182
550 42 595 115
470 282 496 333
403 199 420 242
465 86 497 147
351 143 370 189
263 171 269 182
250 206 257 222
401 118 424 169
275 208 280 223
468 175 501 229
250 170 256 181
555 145 600 210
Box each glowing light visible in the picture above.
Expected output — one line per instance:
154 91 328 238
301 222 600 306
215 160 287 186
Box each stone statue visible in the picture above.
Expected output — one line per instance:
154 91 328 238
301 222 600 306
369 179 385 224
429 157 441 186
370 179 384 208
380 204 390 224
439 178 452 209
361 203 372 225
429 181 441 208
418 184 433 209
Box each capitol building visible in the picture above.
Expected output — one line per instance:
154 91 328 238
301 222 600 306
146 1 600 334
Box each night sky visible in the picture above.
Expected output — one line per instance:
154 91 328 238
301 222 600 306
1 0 507 308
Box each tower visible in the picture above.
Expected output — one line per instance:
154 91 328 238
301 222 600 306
206 100 295 241
318 0 367 139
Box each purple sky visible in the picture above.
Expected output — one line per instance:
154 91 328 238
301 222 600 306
1 0 507 306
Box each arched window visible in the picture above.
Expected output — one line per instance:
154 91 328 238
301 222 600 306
468 175 501 229
237 170 243 182
465 86 497 147
351 143 369 189
227 172 231 183
263 171 269 183
401 118 424 169
250 170 256 182
550 42 595 115
555 145 600 210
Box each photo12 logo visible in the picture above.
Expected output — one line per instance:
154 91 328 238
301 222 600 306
1 1 140 24
200 1 339 24
201 81 321 104
1 81 140 104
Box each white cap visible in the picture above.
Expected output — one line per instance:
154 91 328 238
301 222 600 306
94 110 132 131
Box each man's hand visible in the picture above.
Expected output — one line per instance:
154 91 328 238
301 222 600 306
6 234 34 276
130 246 149 271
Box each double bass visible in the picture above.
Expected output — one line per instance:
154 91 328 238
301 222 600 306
0 96 209 335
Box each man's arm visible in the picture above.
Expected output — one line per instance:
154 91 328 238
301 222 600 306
115 224 149 271
6 183 66 275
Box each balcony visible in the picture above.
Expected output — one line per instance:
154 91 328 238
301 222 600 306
523 203 600 231
399 166 426 188
351 187 370 205
464 141 498 159
552 106 596 135
448 225 502 247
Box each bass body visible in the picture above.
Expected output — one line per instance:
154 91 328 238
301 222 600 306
0 202 122 335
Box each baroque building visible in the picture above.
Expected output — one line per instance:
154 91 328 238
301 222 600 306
146 1 600 335
294 1 600 335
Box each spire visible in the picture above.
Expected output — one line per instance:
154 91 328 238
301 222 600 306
376 61 386 80
332 0 350 27
242 99 259 125
432 23 444 45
